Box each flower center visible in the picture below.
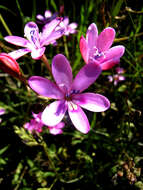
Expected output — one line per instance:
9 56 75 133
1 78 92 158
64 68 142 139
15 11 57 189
65 89 80 101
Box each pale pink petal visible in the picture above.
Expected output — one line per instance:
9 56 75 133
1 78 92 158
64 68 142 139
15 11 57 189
68 103 90 134
97 27 115 52
0 108 5 115
42 100 67 126
48 122 65 135
86 23 98 49
72 62 101 92
36 14 44 21
28 76 64 99
45 10 52 18
8 48 30 60
31 47 46 60
63 16 69 26
52 54 73 93
73 93 110 112
41 28 64 46
68 23 78 30
42 18 62 39
4 36 29 47
24 22 41 48
80 36 89 64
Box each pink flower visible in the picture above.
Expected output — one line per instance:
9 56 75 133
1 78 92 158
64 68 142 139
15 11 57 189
108 67 125 86
28 54 110 134
24 112 44 133
4 19 64 60
58 16 78 36
24 112 65 135
80 23 125 70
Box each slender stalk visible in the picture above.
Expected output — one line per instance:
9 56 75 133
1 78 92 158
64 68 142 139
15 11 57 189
114 32 143 42
0 14 12 35
63 36 69 58
41 54 52 75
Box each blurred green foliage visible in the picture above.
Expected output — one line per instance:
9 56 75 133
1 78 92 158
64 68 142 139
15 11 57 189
0 0 143 189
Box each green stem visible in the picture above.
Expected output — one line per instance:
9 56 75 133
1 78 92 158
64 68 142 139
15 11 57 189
63 36 69 58
0 14 12 35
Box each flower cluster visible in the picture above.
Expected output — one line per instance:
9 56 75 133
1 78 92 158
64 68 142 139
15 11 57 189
0 9 125 135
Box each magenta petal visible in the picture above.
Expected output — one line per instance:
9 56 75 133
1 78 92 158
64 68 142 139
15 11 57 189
42 100 67 126
28 76 64 99
80 36 89 64
72 62 101 92
104 45 125 61
101 58 120 70
52 54 73 92
8 48 30 60
31 47 46 60
86 23 98 49
4 36 29 47
68 103 90 134
73 93 110 112
97 27 115 52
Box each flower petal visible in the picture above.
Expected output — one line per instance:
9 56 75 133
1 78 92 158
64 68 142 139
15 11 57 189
8 48 30 60
101 58 120 70
72 62 101 92
86 23 98 49
48 122 65 135
31 47 46 60
42 100 67 126
24 22 41 48
97 27 115 52
42 18 62 40
28 76 64 99
80 36 89 64
73 93 110 112
41 28 64 46
68 103 90 134
4 36 29 47
52 54 73 93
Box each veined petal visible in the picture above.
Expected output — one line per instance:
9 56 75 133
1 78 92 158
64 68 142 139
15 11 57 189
42 17 62 39
52 54 73 93
41 28 64 46
8 48 30 60
42 100 67 126
4 36 29 47
31 47 46 60
73 93 110 112
97 27 115 52
86 23 98 49
24 22 41 48
72 62 101 92
68 103 90 134
80 36 89 64
28 76 64 99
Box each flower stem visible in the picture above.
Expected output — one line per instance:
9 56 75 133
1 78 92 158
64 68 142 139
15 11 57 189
0 14 12 36
41 54 52 75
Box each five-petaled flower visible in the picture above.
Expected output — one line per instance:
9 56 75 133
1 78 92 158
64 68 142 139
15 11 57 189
28 54 110 134
4 18 64 60
80 23 125 70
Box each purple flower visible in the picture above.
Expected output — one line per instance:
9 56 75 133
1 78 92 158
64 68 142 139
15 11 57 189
24 112 44 133
57 16 78 36
80 23 125 70
4 19 64 60
28 54 110 134
108 67 125 86
36 10 58 25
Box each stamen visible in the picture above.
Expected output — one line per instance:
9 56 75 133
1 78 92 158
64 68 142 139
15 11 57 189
68 102 78 111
